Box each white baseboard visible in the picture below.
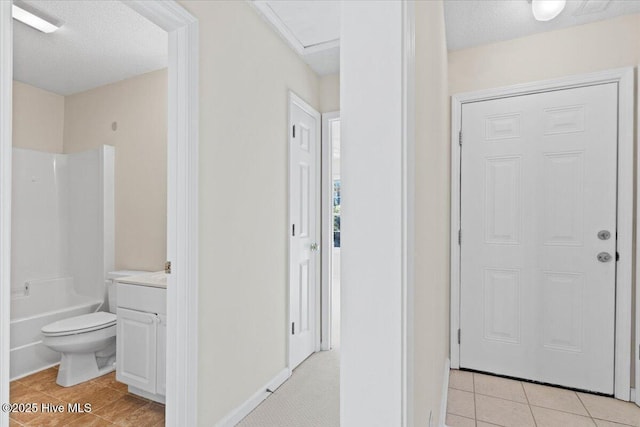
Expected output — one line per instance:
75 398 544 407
440 358 450 427
215 367 291 427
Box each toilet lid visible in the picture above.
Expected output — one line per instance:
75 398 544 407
42 312 116 336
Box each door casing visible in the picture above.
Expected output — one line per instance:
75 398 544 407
321 111 340 351
450 67 635 401
636 66 640 408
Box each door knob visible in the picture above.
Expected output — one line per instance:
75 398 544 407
597 252 612 262
310 243 319 251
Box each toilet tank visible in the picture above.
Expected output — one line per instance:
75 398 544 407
105 270 150 313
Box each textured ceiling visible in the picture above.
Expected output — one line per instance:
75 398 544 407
14 0 168 95
258 0 340 75
444 0 640 51
303 45 340 76
266 0 340 47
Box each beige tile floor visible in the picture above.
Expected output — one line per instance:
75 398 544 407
9 366 164 426
446 369 640 427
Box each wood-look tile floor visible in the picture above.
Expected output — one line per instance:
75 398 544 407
10 366 164 427
446 369 640 427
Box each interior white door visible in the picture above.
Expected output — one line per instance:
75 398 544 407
460 83 618 394
289 95 320 370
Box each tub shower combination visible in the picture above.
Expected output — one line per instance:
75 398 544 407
10 146 114 380
10 278 102 379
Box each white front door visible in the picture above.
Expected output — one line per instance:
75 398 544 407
460 83 618 394
289 94 320 370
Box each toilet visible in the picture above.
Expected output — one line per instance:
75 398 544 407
41 270 148 387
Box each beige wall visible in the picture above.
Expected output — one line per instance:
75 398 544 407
12 81 64 153
449 14 640 94
319 72 340 113
63 69 168 272
414 1 450 425
177 1 320 424
449 14 640 387
13 73 166 272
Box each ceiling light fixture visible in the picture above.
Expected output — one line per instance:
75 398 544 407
12 1 61 33
530 0 566 21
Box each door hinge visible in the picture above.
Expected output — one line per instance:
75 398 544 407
292 224 295 237
458 229 462 245
458 131 463 146
616 252 620 261
292 125 296 138
291 322 295 335
164 261 172 274
458 329 461 344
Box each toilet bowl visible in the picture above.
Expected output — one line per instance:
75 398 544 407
42 312 117 387
41 270 149 387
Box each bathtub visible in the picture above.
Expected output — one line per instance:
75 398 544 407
10 277 102 380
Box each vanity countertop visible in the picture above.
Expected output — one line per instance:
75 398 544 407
118 271 167 288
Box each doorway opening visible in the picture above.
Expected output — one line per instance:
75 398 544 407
450 68 634 401
287 95 342 369
237 94 342 427
0 1 199 425
323 111 341 351
288 92 322 370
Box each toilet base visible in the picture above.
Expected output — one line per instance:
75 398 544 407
42 322 117 387
56 340 116 387
57 353 116 387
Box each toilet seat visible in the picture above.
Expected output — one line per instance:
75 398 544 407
42 312 116 337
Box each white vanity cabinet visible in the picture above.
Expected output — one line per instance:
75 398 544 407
115 275 166 403
116 308 158 393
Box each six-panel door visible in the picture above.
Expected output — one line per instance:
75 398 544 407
460 83 618 394
289 99 320 370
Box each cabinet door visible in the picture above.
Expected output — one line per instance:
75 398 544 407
116 308 157 393
156 314 166 396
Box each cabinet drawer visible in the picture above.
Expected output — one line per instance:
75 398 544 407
116 283 166 314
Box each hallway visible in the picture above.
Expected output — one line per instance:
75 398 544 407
238 349 339 427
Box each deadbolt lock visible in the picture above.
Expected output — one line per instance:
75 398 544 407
597 252 612 263
597 230 611 240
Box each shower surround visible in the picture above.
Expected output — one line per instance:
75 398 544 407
10 145 114 379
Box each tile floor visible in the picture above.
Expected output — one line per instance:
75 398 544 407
446 369 640 427
9 366 164 426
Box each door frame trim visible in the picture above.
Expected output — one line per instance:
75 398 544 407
321 111 340 351
124 2 200 423
450 67 635 401
0 5 12 424
287 91 322 370
636 66 640 408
